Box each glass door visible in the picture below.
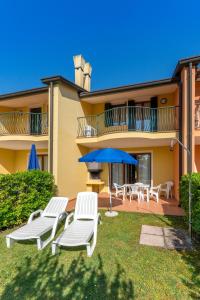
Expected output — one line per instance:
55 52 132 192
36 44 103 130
135 153 151 185
30 107 42 135
111 153 151 186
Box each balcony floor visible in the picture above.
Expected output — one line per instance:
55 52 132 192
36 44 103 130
67 193 185 216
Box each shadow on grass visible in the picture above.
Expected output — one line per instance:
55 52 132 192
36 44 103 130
163 215 200 299
1 252 134 300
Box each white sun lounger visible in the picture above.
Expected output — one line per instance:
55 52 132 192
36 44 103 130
52 192 101 257
6 197 68 250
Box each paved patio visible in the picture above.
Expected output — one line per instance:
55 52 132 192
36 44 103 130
140 225 192 250
67 193 185 216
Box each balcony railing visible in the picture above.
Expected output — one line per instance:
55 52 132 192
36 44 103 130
0 112 48 135
77 106 179 137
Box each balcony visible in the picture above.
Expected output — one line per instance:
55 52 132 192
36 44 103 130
0 112 48 136
77 106 179 138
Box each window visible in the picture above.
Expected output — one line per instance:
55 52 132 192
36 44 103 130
38 154 48 171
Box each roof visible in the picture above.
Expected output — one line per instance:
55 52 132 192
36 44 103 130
173 55 200 77
0 86 48 101
80 77 177 98
41 75 86 92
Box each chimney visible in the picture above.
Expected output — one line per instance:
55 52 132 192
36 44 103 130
83 62 92 91
73 55 85 88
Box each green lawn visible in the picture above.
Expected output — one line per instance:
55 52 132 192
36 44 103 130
0 211 200 300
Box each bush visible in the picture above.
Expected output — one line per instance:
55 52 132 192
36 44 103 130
0 170 56 229
180 173 200 234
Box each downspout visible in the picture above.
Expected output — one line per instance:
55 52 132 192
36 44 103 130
188 62 193 173
178 80 183 180
49 81 54 173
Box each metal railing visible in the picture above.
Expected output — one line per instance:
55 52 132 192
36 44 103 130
0 112 48 135
77 106 179 137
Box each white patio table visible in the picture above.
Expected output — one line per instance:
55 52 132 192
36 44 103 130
122 183 150 202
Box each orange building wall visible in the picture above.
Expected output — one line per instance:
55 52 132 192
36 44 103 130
195 145 200 172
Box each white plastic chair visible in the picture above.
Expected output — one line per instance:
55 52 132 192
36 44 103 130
160 181 174 199
6 197 68 250
52 192 101 257
149 185 161 203
113 183 125 198
83 125 97 137
127 185 141 203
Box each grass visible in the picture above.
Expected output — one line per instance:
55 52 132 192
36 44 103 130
0 211 200 300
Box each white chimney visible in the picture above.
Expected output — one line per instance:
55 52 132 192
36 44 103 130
73 55 85 88
83 62 92 91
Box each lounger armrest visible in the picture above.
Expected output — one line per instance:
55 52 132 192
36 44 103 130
98 212 102 225
64 212 74 229
57 211 67 220
28 209 43 223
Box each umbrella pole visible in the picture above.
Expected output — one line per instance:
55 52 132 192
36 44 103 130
108 163 112 212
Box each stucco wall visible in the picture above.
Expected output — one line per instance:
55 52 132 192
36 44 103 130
0 149 15 173
195 145 200 172
14 149 48 172
52 83 90 199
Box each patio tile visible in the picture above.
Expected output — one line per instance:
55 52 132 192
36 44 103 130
163 227 186 238
164 236 192 250
141 225 163 236
140 233 165 248
67 193 185 216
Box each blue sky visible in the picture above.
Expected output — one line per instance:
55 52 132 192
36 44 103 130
0 0 200 94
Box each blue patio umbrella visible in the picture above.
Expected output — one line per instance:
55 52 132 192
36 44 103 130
28 144 40 170
79 148 137 216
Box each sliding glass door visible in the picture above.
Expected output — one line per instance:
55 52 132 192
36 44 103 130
111 153 151 186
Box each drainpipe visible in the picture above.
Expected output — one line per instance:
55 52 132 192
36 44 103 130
49 81 54 173
188 62 193 173
178 80 183 180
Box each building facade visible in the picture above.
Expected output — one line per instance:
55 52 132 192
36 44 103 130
0 55 200 200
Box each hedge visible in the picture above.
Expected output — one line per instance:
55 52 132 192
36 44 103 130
180 173 200 234
0 170 56 229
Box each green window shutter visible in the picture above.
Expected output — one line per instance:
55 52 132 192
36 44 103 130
128 100 135 130
150 97 158 131
104 103 113 126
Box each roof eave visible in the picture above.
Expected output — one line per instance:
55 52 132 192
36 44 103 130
0 86 48 101
41 75 86 93
173 55 200 77
80 77 177 98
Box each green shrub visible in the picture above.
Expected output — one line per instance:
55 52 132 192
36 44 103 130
180 173 200 233
0 170 56 229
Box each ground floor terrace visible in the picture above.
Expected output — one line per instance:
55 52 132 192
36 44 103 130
82 145 180 199
68 193 185 216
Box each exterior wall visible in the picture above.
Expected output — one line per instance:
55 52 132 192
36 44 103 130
15 149 48 172
96 146 174 194
52 83 91 199
0 148 48 174
0 149 15 173
88 93 177 117
195 145 200 172
157 92 176 107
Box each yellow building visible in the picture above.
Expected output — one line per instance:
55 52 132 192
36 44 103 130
0 54 200 200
